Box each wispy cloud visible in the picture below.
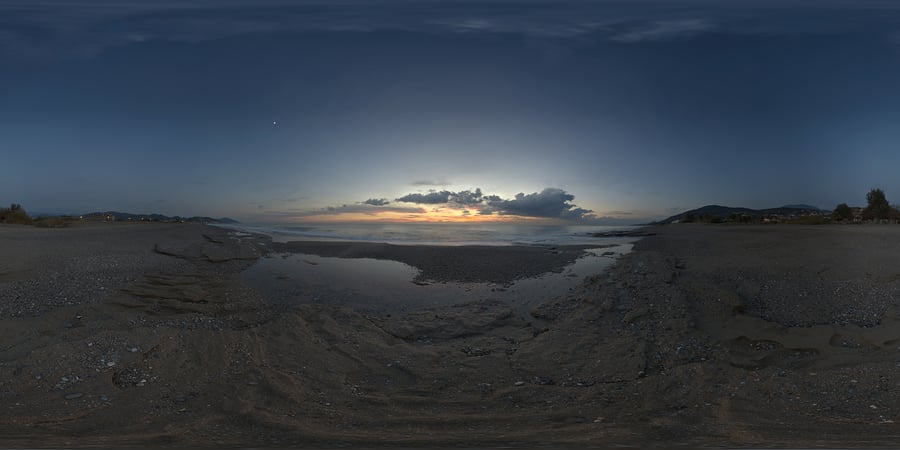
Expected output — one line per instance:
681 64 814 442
7 1 898 62
411 179 449 186
610 19 714 43
279 203 427 218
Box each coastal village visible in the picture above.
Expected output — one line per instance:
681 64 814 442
659 188 900 225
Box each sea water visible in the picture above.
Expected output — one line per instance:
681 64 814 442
223 222 641 246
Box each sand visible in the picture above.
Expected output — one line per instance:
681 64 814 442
3 222 900 447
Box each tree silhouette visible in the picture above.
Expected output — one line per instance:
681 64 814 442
864 188 890 221
832 203 853 222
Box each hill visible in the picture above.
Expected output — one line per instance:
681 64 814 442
655 204 825 225
83 211 239 224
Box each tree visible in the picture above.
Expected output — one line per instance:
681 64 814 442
832 203 853 222
864 188 890 221
0 203 31 224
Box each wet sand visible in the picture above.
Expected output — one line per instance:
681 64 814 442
270 240 602 284
4 222 900 447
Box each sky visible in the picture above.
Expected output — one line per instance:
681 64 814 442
4 0 900 224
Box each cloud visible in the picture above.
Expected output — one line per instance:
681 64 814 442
610 19 714 43
316 203 426 216
396 190 453 204
281 195 307 202
6 1 892 63
362 198 390 206
411 179 448 186
483 188 593 220
396 188 485 206
395 186 593 220
450 188 484 206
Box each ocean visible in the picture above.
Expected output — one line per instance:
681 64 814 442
220 222 641 246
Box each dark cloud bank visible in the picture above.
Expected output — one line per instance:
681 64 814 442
362 198 391 206
392 187 594 221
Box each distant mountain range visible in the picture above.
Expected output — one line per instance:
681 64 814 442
82 211 239 224
654 204 825 225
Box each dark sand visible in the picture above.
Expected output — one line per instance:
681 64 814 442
4 222 900 447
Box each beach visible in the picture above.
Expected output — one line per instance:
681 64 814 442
4 222 900 447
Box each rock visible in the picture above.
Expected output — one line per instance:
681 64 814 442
64 392 83 400
514 381 525 386
623 307 649 324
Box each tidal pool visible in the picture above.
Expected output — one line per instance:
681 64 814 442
242 244 633 317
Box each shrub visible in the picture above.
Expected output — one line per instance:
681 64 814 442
33 216 74 228
832 203 853 222
787 215 831 225
3 209 32 225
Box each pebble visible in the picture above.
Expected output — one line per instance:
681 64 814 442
64 392 83 400
514 381 525 386
106 361 116 367
99 395 110 402
127 347 140 353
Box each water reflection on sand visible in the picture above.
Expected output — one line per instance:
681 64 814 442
242 243 633 318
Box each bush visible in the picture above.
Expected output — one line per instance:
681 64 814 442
1 203 33 224
3 209 32 225
832 203 853 222
33 216 74 228
787 215 831 225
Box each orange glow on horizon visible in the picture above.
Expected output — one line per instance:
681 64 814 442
287 208 553 224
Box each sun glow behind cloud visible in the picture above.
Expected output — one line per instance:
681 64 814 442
278 187 597 224
292 207 543 224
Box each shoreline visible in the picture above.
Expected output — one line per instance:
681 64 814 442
4 223 900 446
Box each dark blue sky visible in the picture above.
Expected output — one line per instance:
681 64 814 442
4 1 900 223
